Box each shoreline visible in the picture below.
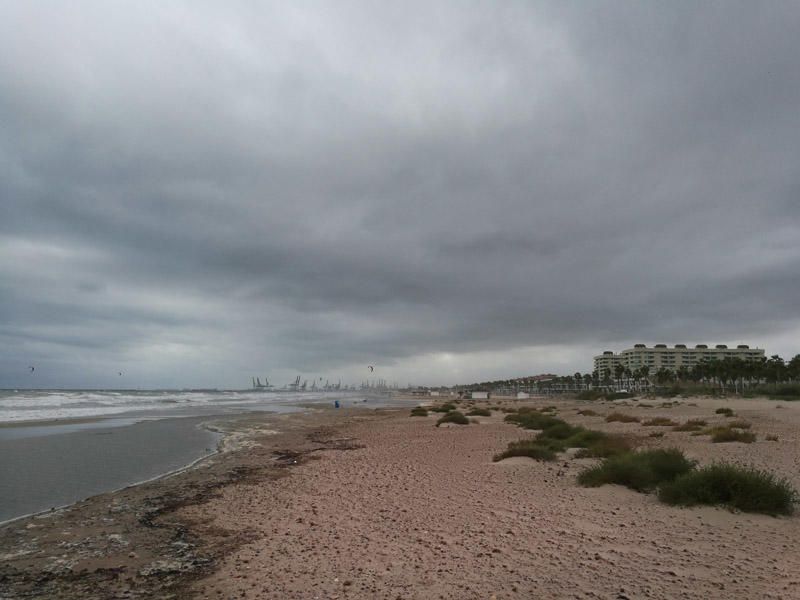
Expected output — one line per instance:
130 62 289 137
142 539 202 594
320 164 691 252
0 404 393 599
2 397 798 599
0 418 226 529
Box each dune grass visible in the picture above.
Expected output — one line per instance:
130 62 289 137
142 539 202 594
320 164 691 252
410 406 429 417
493 439 557 462
672 419 707 432
577 409 599 416
605 412 640 423
499 413 632 461
728 420 751 429
577 448 695 492
643 417 678 427
430 403 457 413
504 409 563 431
711 428 756 443
659 464 798 516
435 411 469 426
648 431 665 438
573 435 632 458
766 434 779 441
715 407 735 417
466 407 492 417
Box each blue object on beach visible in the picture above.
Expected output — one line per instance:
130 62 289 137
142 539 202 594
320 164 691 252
334 400 340 408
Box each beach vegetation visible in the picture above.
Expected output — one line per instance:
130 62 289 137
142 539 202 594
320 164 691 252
711 428 756 443
577 409 599 416
672 419 707 432
500 412 632 459
577 449 695 492
466 407 491 417
493 439 557 462
436 411 469 426
410 407 429 417
715 407 735 417
766 434 779 441
727 420 751 429
605 412 640 423
648 432 665 438
643 417 678 426
504 410 562 431
430 403 457 413
573 435 632 458
659 464 798 516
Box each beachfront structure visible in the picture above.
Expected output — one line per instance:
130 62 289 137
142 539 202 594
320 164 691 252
594 344 765 376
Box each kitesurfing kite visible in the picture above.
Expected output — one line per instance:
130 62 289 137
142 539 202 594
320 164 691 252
28 366 34 373
368 365 374 372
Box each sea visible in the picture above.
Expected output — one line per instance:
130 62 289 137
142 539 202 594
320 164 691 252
0 389 393 523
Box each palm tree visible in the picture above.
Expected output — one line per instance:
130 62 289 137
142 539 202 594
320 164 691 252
614 363 625 390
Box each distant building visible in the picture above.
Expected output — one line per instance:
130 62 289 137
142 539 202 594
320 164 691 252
594 344 765 376
469 391 490 400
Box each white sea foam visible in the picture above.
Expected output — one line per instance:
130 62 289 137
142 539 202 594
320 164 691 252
0 389 363 423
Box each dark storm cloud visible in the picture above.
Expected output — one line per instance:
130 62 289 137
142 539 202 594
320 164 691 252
1 1 799 387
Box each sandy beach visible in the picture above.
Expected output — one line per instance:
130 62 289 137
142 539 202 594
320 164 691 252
2 396 799 599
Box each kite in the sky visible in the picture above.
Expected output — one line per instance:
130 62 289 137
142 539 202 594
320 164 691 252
368 365 374 372
28 366 35 373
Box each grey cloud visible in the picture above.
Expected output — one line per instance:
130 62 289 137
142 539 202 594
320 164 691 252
1 1 799 387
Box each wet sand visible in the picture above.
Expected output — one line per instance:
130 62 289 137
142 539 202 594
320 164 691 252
1 397 799 599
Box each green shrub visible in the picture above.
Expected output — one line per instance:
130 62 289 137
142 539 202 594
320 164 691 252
576 390 605 401
504 411 562 431
745 384 800 401
728 420 751 429
673 419 707 432
493 439 557 462
715 407 735 417
605 412 640 423
466 407 491 417
429 402 457 413
436 411 469 427
711 428 755 443
577 409 598 416
768 384 800 400
648 432 665 438
659 464 798 516
607 392 634 400
643 417 678 427
577 449 695 492
541 422 580 440
410 407 429 417
766 434 779 441
573 435 632 458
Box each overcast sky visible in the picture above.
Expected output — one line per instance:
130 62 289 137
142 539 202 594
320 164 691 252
2 2 799 388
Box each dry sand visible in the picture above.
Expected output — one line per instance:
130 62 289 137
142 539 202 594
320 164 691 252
184 396 800 600
2 396 800 599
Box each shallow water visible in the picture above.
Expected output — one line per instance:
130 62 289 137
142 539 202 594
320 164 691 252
0 390 403 523
0 416 221 523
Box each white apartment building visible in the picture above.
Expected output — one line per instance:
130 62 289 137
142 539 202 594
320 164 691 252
593 344 765 376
